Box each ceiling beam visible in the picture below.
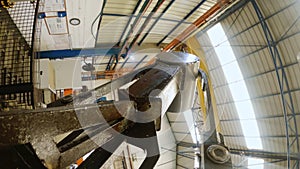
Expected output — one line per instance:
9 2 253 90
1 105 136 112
163 0 232 51
128 0 167 51
138 0 176 45
157 0 207 46
117 0 143 46
36 48 121 59
102 13 192 24
230 148 300 161
118 0 153 57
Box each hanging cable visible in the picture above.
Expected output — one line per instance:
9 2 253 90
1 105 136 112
91 0 107 39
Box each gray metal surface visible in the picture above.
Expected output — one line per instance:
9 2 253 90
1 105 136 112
0 101 135 168
157 52 200 113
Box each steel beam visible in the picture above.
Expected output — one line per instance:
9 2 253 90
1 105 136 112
118 0 153 57
163 0 233 51
94 0 107 43
251 1 299 168
117 0 143 46
0 101 135 168
231 149 300 161
103 13 192 24
128 0 167 51
157 0 207 46
138 0 176 45
133 55 148 69
36 48 121 59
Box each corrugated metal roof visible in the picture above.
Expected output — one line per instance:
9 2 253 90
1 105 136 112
96 0 221 48
197 0 300 168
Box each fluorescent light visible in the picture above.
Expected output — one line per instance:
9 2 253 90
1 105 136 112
207 23 263 151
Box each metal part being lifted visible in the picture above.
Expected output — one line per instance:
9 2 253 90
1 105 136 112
0 52 200 168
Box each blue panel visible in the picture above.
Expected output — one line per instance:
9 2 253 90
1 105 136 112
36 48 121 59
57 11 67 17
37 12 46 19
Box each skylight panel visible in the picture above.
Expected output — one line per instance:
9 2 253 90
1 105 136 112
207 23 263 151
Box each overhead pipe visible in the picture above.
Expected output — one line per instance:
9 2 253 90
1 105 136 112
138 0 175 46
117 0 143 46
127 0 167 50
107 0 152 71
163 0 232 51
118 0 153 58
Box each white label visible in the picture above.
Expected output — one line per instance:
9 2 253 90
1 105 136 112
45 17 68 34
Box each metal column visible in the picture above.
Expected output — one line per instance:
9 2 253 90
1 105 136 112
251 0 299 168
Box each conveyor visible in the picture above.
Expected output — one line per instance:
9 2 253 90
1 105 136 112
0 52 232 169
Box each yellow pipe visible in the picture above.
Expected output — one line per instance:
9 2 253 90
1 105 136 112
185 37 222 133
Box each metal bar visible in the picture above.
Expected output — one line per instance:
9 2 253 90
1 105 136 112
119 0 153 57
163 0 232 51
36 47 121 59
128 0 166 51
278 15 300 42
157 0 207 46
117 0 143 46
120 56 130 69
30 0 40 108
112 54 119 70
230 148 300 161
105 55 114 70
94 0 107 44
93 61 148 66
0 101 135 168
138 0 175 45
133 55 148 69
103 13 192 24
155 159 177 167
250 2 299 168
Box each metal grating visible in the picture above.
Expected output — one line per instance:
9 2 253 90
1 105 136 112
0 1 38 110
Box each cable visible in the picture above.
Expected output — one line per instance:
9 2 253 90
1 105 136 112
90 0 106 39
